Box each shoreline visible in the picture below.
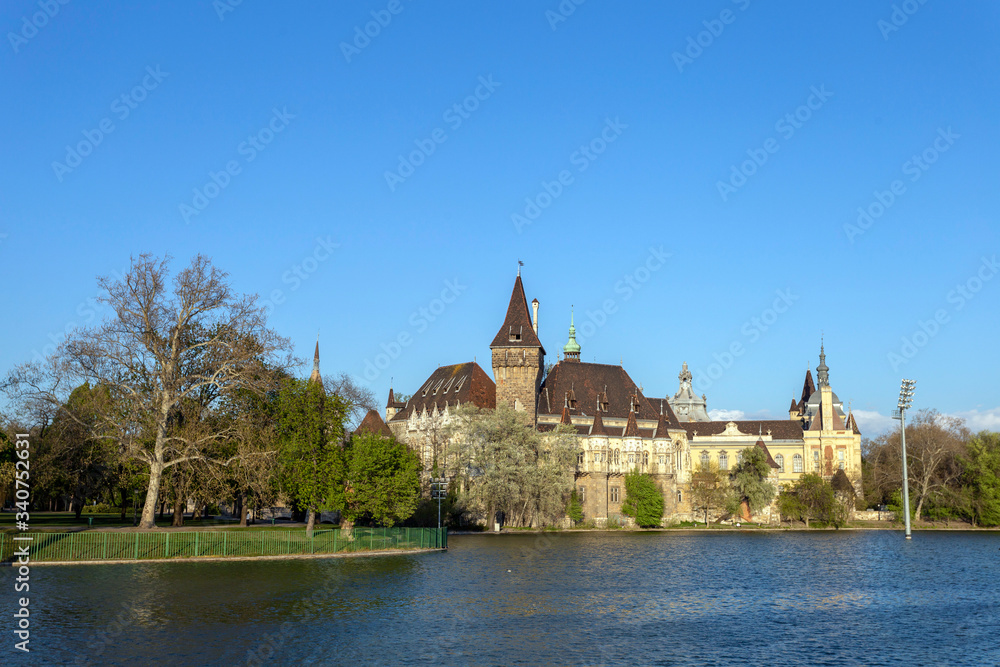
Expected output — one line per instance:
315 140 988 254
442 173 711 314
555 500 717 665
450 525 1000 535
10 546 446 567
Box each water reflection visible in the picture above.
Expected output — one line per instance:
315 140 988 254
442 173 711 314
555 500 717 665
15 531 1000 666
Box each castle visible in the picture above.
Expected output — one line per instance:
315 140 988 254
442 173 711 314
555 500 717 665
379 271 862 525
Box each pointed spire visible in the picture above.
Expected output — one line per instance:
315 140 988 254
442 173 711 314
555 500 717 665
654 400 670 439
590 397 609 437
560 401 572 425
623 400 640 437
563 308 581 361
309 338 323 386
490 272 545 352
816 340 830 387
846 410 861 435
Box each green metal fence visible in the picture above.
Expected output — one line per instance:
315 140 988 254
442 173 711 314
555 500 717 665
0 527 447 563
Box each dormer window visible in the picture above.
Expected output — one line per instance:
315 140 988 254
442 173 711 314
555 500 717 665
508 326 522 342
432 379 444 394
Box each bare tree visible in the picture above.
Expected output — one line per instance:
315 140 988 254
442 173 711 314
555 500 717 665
324 372 377 430
865 409 968 520
4 254 293 528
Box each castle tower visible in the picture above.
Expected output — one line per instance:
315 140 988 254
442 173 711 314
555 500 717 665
490 271 545 421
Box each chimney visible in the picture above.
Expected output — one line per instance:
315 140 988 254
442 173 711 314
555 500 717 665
531 298 539 334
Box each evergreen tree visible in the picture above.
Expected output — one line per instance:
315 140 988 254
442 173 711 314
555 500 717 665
276 378 348 533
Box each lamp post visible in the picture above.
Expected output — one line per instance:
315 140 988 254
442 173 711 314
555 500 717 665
892 378 916 540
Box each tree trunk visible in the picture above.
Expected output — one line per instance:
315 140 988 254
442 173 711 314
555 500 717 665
120 486 128 522
139 459 164 529
192 499 202 521
239 493 248 527
172 494 185 527
158 501 166 521
306 509 317 535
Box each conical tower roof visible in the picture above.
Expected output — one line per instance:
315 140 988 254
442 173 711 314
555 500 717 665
309 339 323 387
490 274 545 352
590 398 609 437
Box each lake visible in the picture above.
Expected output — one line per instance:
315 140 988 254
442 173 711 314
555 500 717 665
10 530 1000 666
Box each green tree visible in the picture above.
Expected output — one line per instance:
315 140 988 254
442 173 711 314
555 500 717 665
829 468 856 528
728 446 776 520
566 488 584 525
794 473 835 527
621 471 664 528
777 485 807 527
450 404 577 529
959 431 1000 526
344 432 421 527
276 378 348 533
3 254 293 529
690 461 728 525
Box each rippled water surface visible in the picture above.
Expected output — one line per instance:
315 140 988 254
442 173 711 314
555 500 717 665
10 531 1000 666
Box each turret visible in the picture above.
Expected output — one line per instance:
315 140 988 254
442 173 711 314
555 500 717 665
563 309 581 362
490 271 545 421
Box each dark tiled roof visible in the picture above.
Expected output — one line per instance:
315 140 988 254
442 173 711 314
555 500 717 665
354 409 393 437
388 362 496 422
385 388 405 410
683 420 804 440
539 361 681 427
807 401 847 432
789 398 799 413
755 437 781 469
489 275 545 353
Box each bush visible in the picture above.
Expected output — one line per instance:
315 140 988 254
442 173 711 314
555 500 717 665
83 503 118 514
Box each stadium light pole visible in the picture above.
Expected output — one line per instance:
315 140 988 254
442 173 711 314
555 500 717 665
893 379 916 540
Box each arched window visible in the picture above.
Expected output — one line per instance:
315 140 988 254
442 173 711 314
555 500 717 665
793 454 803 473
813 450 821 472
775 454 784 473
700 451 709 468
643 451 649 467
677 491 683 503
719 452 729 471
614 449 620 464
838 450 845 470
577 451 584 465
628 452 635 465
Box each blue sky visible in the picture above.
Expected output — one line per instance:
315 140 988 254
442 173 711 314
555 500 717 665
2 1 998 435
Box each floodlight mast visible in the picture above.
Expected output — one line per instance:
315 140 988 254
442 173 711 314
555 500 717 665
894 379 916 540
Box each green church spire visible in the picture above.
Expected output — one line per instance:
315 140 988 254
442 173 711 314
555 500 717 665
563 309 581 361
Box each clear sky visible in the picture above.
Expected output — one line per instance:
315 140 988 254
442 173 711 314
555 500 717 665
2 1 998 435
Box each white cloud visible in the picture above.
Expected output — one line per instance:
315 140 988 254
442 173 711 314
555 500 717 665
944 407 1000 432
709 409 745 421
850 410 896 436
